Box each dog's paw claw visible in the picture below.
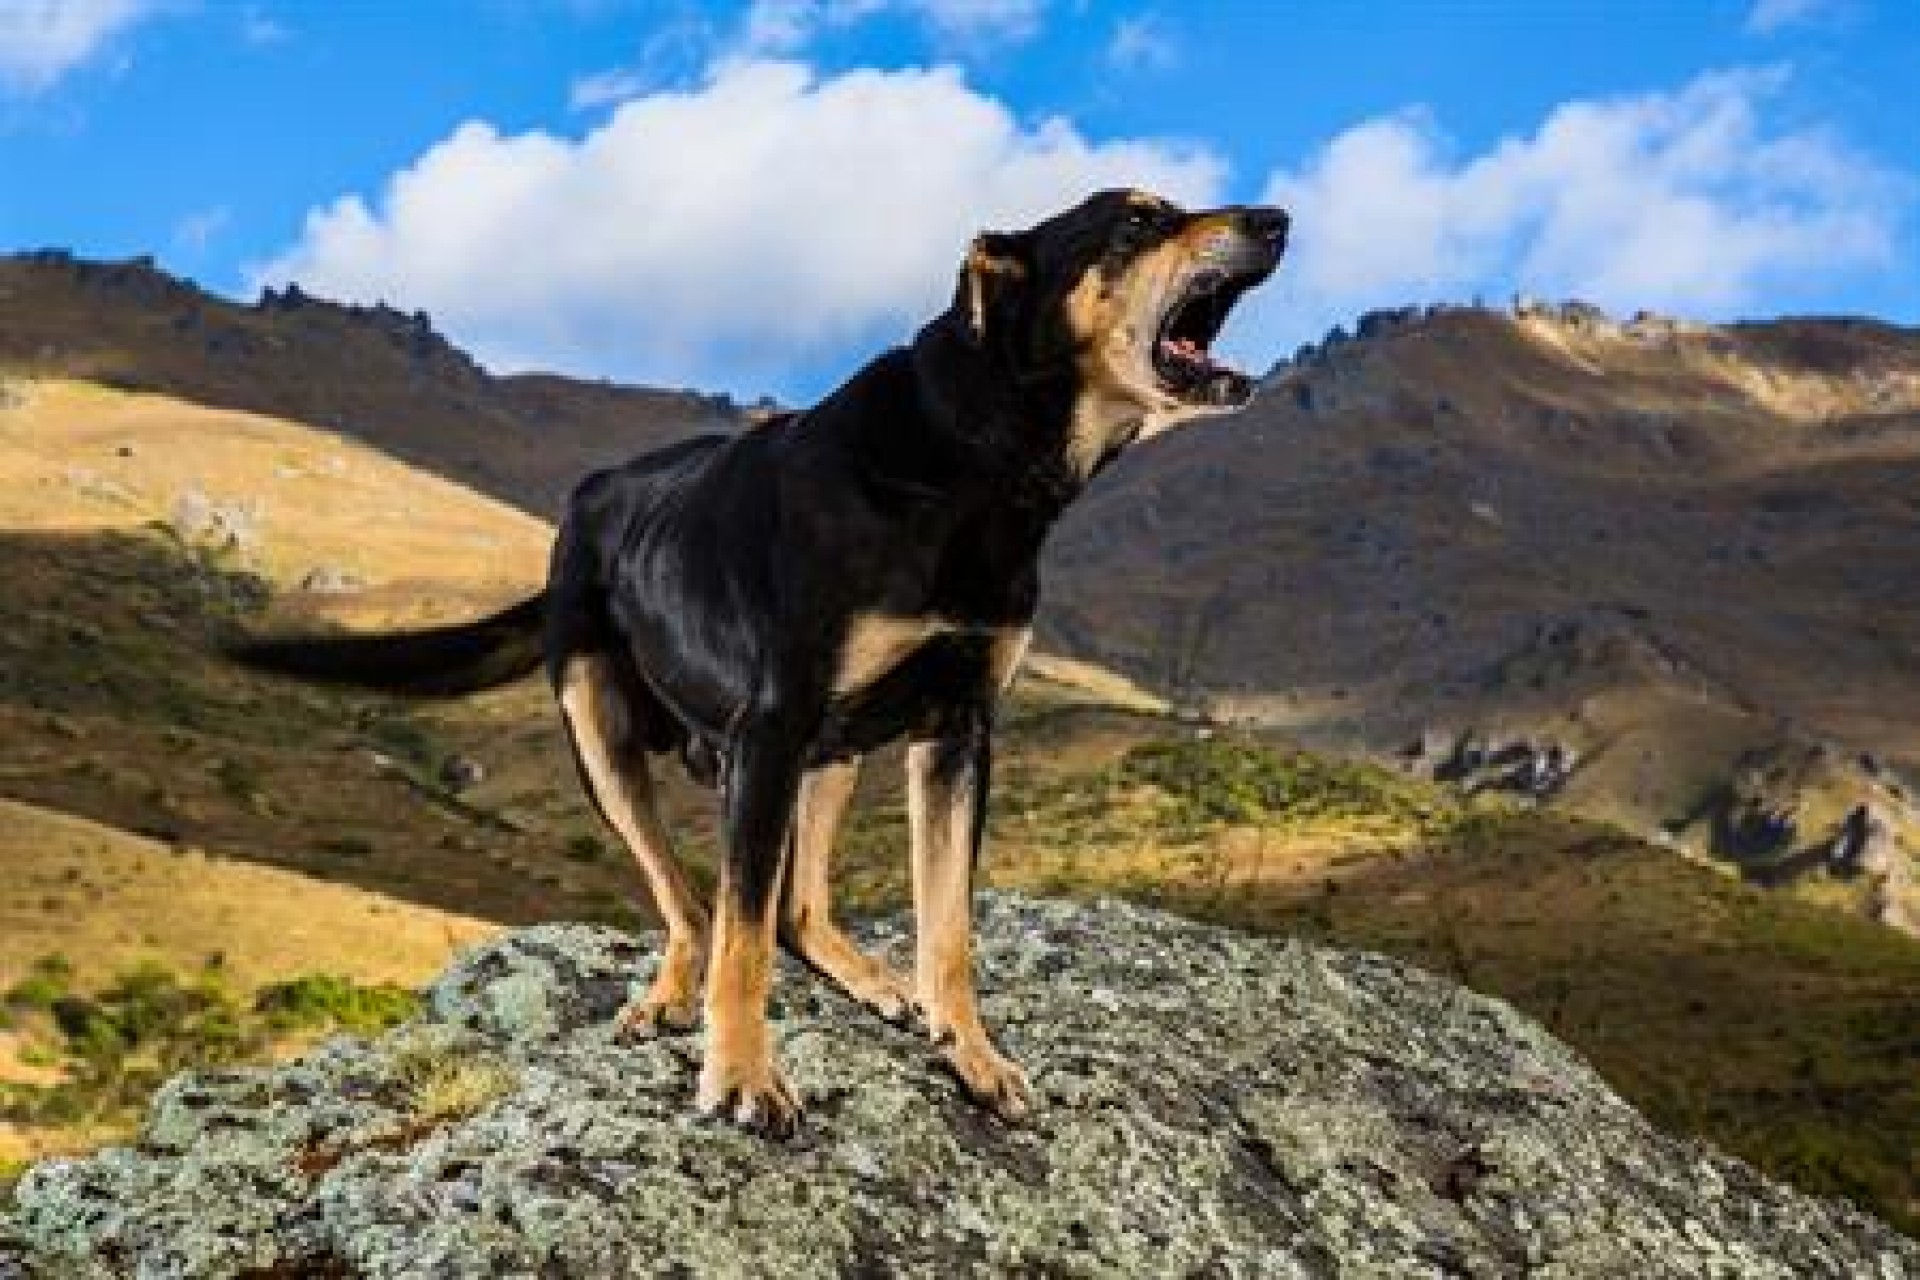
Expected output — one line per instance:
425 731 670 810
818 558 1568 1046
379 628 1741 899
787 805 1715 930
865 986 913 1026
614 993 701 1041
940 1036 1034 1123
697 1060 804 1139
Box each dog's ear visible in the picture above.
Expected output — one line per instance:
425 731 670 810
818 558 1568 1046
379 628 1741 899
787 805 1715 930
955 231 1031 349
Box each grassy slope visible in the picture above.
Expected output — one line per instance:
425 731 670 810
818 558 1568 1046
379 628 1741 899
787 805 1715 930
0 798 496 994
0 378 1913 1233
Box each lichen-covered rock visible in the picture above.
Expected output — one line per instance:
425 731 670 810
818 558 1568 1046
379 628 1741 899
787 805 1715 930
3 896 1914 1278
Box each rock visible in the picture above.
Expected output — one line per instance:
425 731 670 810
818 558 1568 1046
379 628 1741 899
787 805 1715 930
168 487 262 556
437 754 486 792
1435 731 1576 801
1713 798 1800 863
1828 804 1894 879
3 896 1913 1278
1355 306 1422 341
1827 803 1920 938
297 565 364 594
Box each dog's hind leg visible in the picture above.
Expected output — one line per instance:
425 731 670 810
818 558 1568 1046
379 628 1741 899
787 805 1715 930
780 759 914 1023
557 654 709 1035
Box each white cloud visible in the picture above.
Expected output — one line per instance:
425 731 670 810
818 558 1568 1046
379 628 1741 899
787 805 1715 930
1242 68 1911 361
569 66 647 111
739 0 1042 55
173 205 230 253
1105 14 1176 73
0 0 158 94
1744 0 1834 35
568 18 715 112
239 8 289 47
254 59 1224 392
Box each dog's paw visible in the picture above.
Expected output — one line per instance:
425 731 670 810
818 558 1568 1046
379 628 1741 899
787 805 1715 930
613 988 701 1040
940 1035 1034 1123
697 1054 804 1139
844 963 915 1026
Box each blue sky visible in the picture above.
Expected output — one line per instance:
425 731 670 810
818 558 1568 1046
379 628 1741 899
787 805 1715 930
1 0 1915 400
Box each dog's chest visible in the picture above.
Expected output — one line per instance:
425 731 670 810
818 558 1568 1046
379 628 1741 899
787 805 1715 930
832 614 1029 698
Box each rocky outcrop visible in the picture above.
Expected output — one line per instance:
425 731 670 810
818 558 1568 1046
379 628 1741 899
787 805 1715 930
4 896 1914 1278
1830 803 1920 934
1712 796 1801 863
1429 730 1576 802
1829 803 1894 879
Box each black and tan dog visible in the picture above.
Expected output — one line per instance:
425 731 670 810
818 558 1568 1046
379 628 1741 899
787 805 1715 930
238 188 1286 1135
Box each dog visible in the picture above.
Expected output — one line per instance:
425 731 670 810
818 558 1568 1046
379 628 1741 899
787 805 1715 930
237 188 1286 1135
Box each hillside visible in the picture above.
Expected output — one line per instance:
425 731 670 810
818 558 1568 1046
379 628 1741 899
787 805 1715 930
1043 303 1920 933
8 252 1915 935
0 251 741 515
1 290 1918 1229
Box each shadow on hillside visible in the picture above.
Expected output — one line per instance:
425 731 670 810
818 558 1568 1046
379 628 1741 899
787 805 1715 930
0 525 649 930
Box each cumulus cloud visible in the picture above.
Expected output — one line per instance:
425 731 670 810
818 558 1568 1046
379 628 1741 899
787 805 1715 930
254 59 1223 392
0 0 157 94
1744 0 1834 35
1106 15 1176 73
173 205 231 253
1242 68 1912 360
568 66 647 111
740 0 1043 55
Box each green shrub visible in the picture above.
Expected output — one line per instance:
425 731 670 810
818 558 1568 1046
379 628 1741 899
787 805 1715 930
564 833 607 864
1119 737 1451 833
1 966 419 1140
254 974 419 1035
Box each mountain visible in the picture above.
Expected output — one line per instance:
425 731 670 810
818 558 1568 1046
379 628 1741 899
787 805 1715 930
5 251 1916 932
0 250 743 516
1043 302 1920 932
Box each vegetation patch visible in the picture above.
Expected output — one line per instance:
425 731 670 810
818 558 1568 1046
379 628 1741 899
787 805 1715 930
1 958 418 1143
389 1037 518 1124
255 974 420 1036
996 733 1462 849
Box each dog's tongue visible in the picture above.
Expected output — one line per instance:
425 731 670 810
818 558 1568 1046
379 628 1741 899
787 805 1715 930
1161 337 1212 368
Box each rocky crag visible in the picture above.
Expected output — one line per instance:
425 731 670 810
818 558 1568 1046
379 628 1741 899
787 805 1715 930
3 896 1912 1278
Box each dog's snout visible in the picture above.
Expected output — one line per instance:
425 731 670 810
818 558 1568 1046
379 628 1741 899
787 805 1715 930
1240 206 1289 249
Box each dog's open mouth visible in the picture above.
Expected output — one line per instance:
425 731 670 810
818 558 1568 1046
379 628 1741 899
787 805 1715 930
1152 268 1266 407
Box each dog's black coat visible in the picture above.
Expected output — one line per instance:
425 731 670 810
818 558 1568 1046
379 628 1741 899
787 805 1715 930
237 188 1285 1128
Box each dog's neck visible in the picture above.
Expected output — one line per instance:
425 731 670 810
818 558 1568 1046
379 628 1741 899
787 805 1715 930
906 313 1087 513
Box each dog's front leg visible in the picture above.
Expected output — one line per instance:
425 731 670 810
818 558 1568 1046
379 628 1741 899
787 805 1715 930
908 710 1034 1121
781 759 916 1022
698 714 806 1136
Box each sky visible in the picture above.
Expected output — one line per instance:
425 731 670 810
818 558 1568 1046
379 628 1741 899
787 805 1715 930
1 0 1916 401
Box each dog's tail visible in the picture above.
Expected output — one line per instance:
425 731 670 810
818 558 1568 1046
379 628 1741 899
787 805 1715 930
231 594 548 697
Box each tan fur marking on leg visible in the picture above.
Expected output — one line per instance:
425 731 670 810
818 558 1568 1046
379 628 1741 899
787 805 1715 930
908 739 1032 1119
782 759 913 1020
560 656 707 1033
698 873 800 1133
987 626 1032 693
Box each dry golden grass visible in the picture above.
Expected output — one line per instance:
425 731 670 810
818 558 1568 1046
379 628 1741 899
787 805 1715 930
0 798 497 995
388 1036 520 1124
0 378 548 619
